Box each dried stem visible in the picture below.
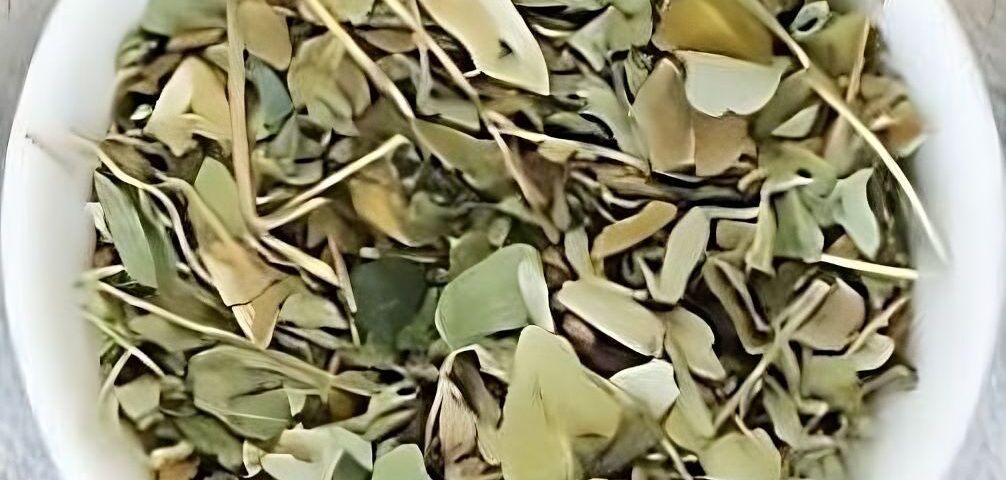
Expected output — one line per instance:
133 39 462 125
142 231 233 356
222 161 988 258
226 0 259 224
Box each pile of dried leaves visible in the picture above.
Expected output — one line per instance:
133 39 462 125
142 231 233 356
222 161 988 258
84 0 931 478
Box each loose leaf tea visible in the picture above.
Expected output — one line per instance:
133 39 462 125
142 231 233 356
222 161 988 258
86 0 927 478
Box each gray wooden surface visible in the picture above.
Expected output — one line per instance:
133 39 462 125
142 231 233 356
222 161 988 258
2 0 1005 478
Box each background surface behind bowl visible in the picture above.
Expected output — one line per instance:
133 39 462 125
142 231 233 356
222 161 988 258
1 0 1004 479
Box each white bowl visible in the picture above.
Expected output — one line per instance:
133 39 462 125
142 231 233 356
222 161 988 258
3 0 1003 478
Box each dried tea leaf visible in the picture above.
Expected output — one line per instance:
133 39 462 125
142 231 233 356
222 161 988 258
565 73 644 156
632 59 694 172
146 57 230 156
175 415 244 472
499 327 622 480
416 120 513 196
279 292 349 330
655 208 710 304
130 314 216 353
847 334 895 371
794 279 865 351
663 342 715 452
436 245 554 349
591 201 678 260
801 355 862 412
115 375 161 427
260 425 372 480
93 173 159 287
800 12 869 76
141 0 225 36
664 307 726 381
774 190 824 262
677 52 789 117
772 103 821 138
762 378 805 448
828 169 881 258
188 346 333 440
556 279 664 356
699 429 781 480
351 257 428 348
238 0 292 70
693 113 756 177
610 360 679 418
194 158 247 238
567 0 653 71
653 0 773 63
372 445 431 480
288 34 371 135
248 57 294 135
419 0 549 94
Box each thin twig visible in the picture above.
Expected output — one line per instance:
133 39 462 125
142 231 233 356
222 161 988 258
84 311 165 378
277 134 411 213
818 253 919 281
226 0 259 224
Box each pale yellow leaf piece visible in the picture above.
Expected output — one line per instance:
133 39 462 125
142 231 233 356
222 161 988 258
348 161 429 247
699 429 781 480
418 0 549 95
200 241 285 307
564 227 595 278
663 341 715 452
233 277 300 348
655 208 710 304
846 334 895 371
556 279 664 356
664 307 726 381
693 112 756 177
591 201 678 260
499 327 622 480
653 0 773 63
610 360 679 419
772 103 820 138
146 57 231 155
632 59 695 172
238 0 292 69
677 51 789 117
794 279 865 351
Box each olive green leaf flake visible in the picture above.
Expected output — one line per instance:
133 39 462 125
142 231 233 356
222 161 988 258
762 378 806 448
753 70 815 138
279 292 349 330
447 231 493 279
129 314 216 353
558 73 644 157
259 425 373 480
677 51 789 118
653 0 773 63
288 33 372 135
174 415 244 472
499 326 622 480
632 59 694 172
556 279 665 356
145 57 231 156
93 173 159 288
827 169 882 258
774 190 824 262
663 307 726 382
699 429 781 480
592 201 678 260
436 245 554 349
193 158 247 238
801 355 862 412
141 0 225 36
415 120 514 197
187 346 334 439
800 11 869 76
418 0 549 94
655 208 710 305
115 375 162 429
351 257 428 348
772 103 821 138
247 57 294 136
846 333 896 372
567 0 653 72
372 445 432 480
238 0 292 70
610 360 679 419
